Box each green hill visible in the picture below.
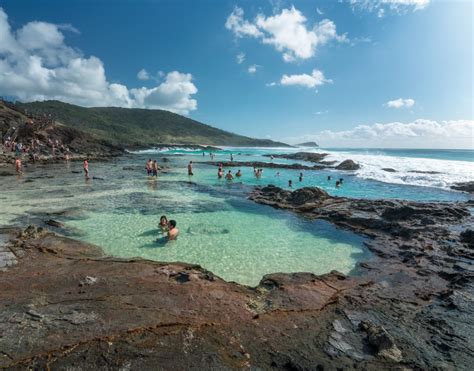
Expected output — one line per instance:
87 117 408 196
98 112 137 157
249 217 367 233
17 101 290 148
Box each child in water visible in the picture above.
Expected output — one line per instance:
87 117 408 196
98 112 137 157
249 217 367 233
159 215 169 234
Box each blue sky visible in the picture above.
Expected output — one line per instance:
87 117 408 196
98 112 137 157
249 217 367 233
0 0 472 148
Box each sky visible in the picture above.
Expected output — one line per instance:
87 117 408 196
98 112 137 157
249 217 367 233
0 0 472 148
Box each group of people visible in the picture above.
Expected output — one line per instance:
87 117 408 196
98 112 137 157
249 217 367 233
145 159 159 177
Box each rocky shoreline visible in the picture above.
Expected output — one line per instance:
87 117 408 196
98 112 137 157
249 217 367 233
1 184 473 369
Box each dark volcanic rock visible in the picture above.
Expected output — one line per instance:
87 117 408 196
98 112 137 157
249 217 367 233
359 321 402 362
382 168 397 173
451 181 474 193
335 159 360 170
248 185 474 369
199 161 325 170
265 152 328 163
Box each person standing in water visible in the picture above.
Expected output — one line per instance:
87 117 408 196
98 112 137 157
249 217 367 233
15 158 22 175
327 175 331 181
236 170 242 177
83 159 89 177
288 180 293 188
230 154 234 161
299 172 303 182
168 220 179 240
152 160 158 177
146 159 152 175
225 170 234 180
188 161 194 176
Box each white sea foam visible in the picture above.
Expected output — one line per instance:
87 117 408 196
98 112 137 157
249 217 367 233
322 151 474 190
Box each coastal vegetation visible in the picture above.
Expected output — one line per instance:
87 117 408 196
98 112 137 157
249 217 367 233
17 101 291 148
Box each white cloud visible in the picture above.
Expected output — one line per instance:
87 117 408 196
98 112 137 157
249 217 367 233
137 68 149 80
349 0 430 14
0 8 198 115
316 8 324 15
385 98 415 109
279 69 332 88
281 119 474 149
236 52 245 64
225 7 262 38
248 64 259 74
226 6 347 62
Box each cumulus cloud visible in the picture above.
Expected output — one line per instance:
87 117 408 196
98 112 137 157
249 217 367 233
137 68 149 80
385 98 415 109
0 8 198 114
236 52 245 64
281 119 474 149
349 0 430 14
226 6 347 62
277 69 332 88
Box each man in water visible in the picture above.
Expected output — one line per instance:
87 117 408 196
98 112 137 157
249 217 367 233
236 170 242 177
15 158 22 174
288 180 293 188
336 180 341 188
230 154 234 161
225 170 234 180
168 220 179 240
299 172 303 182
327 175 331 181
188 161 194 176
83 159 89 177
146 159 152 175
152 160 158 177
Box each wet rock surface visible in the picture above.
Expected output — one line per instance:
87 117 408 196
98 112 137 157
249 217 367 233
199 161 325 170
335 159 360 170
451 181 474 193
264 151 329 163
1 184 473 369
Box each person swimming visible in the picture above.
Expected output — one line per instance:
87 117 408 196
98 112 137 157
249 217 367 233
336 180 341 188
327 175 331 181
288 180 293 188
339 178 344 183
299 172 303 182
167 220 179 240
276 172 280 177
236 170 242 177
159 215 169 234
225 170 234 180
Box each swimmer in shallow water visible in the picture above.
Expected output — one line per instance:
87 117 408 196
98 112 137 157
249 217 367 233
159 215 168 234
236 169 242 177
225 170 234 180
167 220 179 240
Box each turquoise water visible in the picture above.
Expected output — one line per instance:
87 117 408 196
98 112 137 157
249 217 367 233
0 147 472 286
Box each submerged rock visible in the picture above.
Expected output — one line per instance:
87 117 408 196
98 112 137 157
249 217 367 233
382 168 397 172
